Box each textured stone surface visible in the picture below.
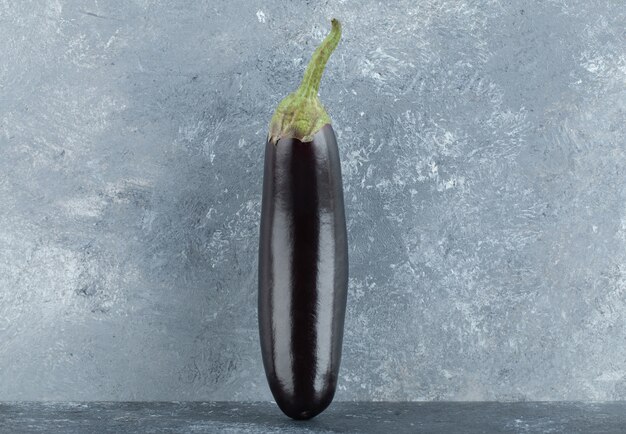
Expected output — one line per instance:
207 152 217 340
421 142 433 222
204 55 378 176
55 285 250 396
3 402 626 433
1 0 626 401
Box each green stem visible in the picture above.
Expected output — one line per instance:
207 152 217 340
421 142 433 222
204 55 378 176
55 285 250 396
297 18 342 99
268 19 342 145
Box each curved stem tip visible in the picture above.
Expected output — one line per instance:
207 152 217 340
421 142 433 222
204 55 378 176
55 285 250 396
298 19 342 99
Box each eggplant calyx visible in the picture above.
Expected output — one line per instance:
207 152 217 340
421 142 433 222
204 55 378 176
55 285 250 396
269 18 341 145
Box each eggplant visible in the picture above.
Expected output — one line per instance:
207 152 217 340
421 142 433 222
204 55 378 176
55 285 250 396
258 19 348 420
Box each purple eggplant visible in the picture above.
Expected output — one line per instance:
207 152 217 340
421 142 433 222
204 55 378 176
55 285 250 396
258 19 348 420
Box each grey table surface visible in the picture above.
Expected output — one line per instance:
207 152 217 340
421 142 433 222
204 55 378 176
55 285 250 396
1 402 625 433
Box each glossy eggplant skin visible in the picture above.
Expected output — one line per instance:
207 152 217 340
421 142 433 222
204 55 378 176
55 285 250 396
258 124 348 420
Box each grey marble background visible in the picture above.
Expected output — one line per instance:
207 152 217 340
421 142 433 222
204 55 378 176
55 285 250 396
1 0 625 401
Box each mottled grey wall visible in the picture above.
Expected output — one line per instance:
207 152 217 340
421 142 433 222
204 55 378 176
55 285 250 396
1 0 625 401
